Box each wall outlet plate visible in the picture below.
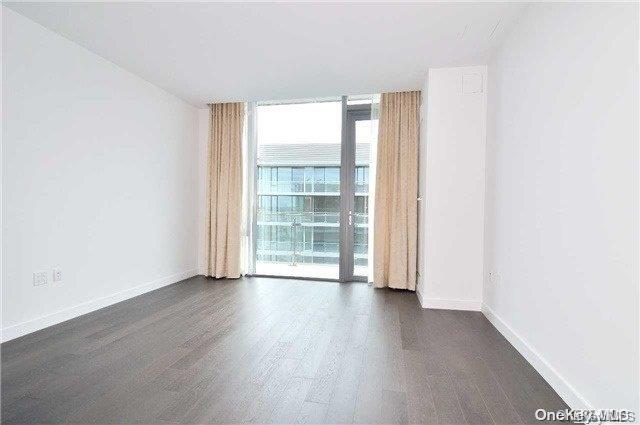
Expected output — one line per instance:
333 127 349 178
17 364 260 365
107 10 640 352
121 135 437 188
488 271 501 285
53 268 62 282
33 271 47 286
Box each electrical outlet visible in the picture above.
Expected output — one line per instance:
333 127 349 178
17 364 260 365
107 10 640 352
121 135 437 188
52 268 62 282
488 271 501 285
33 271 47 286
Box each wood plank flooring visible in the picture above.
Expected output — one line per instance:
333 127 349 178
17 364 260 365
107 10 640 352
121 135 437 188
1 276 567 424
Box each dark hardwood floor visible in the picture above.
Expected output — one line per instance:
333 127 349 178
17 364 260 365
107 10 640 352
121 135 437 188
1 276 567 424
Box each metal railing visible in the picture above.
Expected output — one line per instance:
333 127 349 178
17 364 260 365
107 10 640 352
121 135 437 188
256 211 368 225
256 211 369 266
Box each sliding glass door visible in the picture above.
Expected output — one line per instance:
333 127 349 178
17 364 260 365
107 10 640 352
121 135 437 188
250 96 377 281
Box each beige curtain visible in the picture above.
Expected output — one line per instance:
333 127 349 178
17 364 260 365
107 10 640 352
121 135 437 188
205 102 244 278
373 91 421 290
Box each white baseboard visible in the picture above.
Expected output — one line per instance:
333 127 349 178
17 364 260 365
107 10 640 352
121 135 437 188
481 304 592 410
1 268 198 343
420 296 482 311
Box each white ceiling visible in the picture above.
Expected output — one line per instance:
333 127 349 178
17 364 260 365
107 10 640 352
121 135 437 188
6 2 526 107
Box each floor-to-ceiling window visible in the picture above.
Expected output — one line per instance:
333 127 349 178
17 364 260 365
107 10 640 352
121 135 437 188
251 97 377 281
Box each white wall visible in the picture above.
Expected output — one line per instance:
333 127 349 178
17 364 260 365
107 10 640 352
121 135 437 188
416 76 428 298
418 65 487 311
196 108 209 274
2 7 200 341
483 3 638 411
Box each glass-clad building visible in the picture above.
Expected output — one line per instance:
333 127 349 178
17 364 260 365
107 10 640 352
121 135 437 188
256 143 370 268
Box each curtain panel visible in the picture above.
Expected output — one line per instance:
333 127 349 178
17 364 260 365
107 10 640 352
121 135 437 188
205 102 244 278
373 91 421 290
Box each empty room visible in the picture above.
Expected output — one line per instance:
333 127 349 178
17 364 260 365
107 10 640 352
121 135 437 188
1 2 638 424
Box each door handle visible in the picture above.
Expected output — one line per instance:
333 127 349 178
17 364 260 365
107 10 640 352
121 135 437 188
348 210 353 226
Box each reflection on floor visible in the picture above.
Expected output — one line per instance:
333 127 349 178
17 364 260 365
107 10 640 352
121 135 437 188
1 276 567 424
255 262 340 280
254 262 369 280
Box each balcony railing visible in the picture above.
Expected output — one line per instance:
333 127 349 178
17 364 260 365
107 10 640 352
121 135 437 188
258 181 343 194
256 211 369 266
257 211 368 225
258 183 369 195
